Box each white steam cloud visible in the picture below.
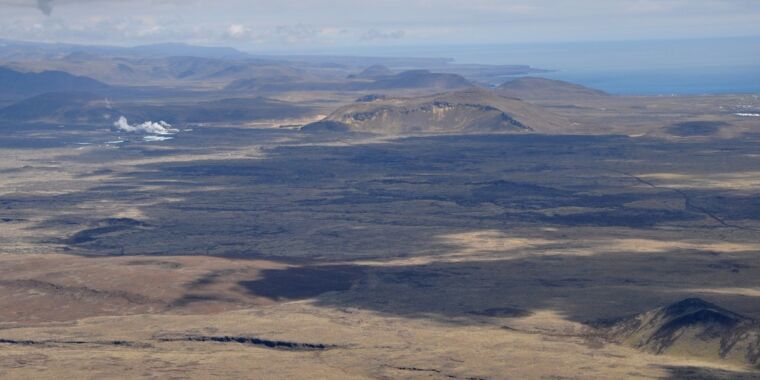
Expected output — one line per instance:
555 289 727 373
114 116 178 135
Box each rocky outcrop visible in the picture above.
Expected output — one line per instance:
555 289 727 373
156 334 339 351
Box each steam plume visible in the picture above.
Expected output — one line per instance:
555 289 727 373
114 116 178 135
37 0 53 15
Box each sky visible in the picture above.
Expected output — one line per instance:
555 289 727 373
0 0 759 52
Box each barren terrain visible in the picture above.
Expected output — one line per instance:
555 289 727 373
0 49 759 378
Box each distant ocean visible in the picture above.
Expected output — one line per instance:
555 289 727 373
327 37 760 95
535 64 760 95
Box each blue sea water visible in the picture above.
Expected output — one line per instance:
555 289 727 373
536 64 760 95
334 37 760 95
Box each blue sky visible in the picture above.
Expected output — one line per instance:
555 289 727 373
0 0 759 51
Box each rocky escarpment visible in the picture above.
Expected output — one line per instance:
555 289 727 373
156 334 339 351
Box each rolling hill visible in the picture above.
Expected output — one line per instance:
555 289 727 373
0 67 110 98
0 92 116 123
497 76 608 100
303 87 566 135
122 97 314 123
347 64 394 79
364 69 472 90
0 92 313 125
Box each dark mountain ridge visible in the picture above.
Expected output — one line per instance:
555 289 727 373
0 92 116 123
595 298 760 368
0 67 110 98
225 69 473 93
0 91 313 125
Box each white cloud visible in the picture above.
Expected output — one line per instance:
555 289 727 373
0 0 758 46
360 28 405 41
226 23 250 39
274 24 320 44
143 135 174 141
114 116 178 135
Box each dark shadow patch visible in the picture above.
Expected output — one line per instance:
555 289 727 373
187 269 240 288
667 121 729 137
66 218 148 245
0 338 151 349
125 260 183 269
526 208 701 228
77 168 114 178
239 266 363 301
385 365 486 380
156 334 338 351
662 366 760 380
467 307 532 318
168 293 240 308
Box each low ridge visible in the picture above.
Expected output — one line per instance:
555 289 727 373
348 64 394 79
497 76 608 100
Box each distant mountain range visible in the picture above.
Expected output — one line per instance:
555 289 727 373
0 39 544 88
0 60 608 132
0 40 251 60
1 56 311 88
225 69 474 92
0 91 313 125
